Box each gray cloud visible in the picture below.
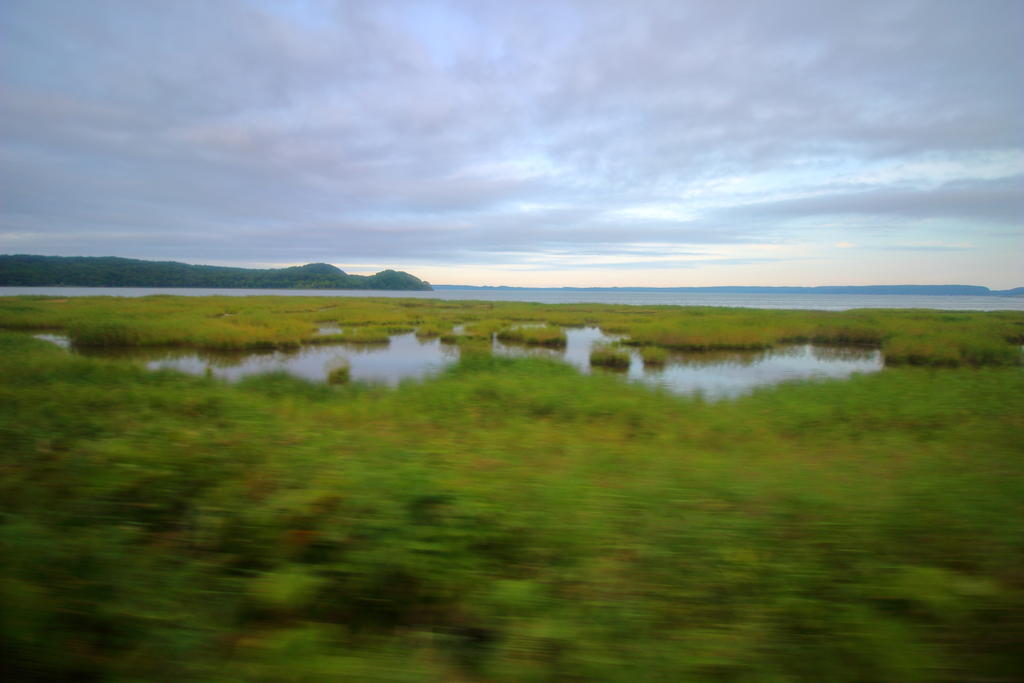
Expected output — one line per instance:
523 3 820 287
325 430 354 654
715 175 1024 225
1 0 1021 283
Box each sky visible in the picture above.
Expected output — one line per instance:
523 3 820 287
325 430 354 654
1 0 1022 288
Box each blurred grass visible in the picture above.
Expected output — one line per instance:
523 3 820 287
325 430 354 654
2 324 1023 681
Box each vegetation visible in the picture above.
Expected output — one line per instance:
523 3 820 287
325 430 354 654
640 345 669 366
1 325 1022 681
496 324 568 348
1 295 1019 367
326 359 351 384
0 254 433 290
589 343 631 369
414 323 449 339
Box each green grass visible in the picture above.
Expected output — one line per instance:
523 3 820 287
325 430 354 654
3 295 1021 366
326 358 351 384
496 324 568 348
414 323 449 339
640 345 669 366
589 343 631 369
2 325 1023 681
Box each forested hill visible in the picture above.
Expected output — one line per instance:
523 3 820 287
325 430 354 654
0 255 433 291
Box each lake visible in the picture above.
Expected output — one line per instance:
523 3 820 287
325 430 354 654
2 286 1022 311
37 326 883 400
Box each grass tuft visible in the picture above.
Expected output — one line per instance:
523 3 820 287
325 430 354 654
327 359 351 384
590 343 631 369
640 345 669 366
496 325 568 348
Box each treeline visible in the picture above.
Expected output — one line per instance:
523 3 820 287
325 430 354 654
0 255 432 290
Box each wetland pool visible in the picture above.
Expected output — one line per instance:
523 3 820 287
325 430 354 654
37 327 882 400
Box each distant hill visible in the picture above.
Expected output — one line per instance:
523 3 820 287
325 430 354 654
433 284 1022 296
0 255 432 291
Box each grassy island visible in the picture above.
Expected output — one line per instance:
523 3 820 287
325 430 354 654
1 295 1022 681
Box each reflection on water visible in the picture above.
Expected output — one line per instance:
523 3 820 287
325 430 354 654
633 344 880 399
36 326 882 399
493 325 620 370
57 333 458 387
496 327 882 399
34 333 71 349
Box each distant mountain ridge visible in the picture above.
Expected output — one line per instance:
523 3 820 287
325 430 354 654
0 255 432 291
433 284 1024 296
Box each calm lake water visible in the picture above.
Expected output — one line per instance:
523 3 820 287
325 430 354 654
37 327 882 400
2 286 1021 311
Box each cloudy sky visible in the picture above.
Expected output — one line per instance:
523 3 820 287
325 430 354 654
2 0 1021 287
